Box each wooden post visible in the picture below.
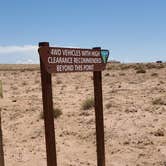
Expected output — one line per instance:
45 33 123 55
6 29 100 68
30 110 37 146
93 47 105 166
39 42 57 166
0 80 2 98
0 80 5 166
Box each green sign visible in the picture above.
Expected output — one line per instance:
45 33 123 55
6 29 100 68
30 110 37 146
101 50 109 63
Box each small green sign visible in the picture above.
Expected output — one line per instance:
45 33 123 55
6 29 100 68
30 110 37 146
101 50 109 63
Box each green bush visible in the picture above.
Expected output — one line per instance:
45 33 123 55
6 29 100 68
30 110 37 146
151 73 158 77
146 63 157 69
41 108 62 119
82 97 94 110
56 80 62 84
104 73 110 76
119 72 125 76
152 98 166 105
53 108 62 118
136 68 146 74
105 103 112 109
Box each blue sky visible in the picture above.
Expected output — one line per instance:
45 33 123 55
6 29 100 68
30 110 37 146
0 0 166 63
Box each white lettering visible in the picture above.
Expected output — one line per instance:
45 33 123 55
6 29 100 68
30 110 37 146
57 65 74 72
73 57 101 64
62 49 81 56
51 49 61 56
74 65 83 71
83 65 94 71
48 57 73 64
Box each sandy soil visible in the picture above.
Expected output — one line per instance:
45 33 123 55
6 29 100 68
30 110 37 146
0 63 166 166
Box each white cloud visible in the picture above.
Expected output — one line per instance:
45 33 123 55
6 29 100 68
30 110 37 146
16 59 38 64
0 45 37 54
0 45 81 64
0 45 39 64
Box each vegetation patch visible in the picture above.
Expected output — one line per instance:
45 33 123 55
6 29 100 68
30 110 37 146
136 67 146 74
56 80 62 84
81 97 94 110
104 73 110 76
41 107 62 119
151 73 158 77
119 72 125 76
106 62 166 71
152 98 166 105
53 108 62 118
105 103 112 109
153 129 165 137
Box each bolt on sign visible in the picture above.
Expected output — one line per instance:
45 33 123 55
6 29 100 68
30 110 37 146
38 42 109 166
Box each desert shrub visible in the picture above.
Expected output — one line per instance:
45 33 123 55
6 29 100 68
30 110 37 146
22 81 27 86
81 97 94 110
56 80 62 84
41 108 62 119
53 108 62 118
159 80 165 84
134 64 142 69
151 73 158 77
75 86 79 90
146 63 165 69
152 98 166 105
106 62 166 71
119 72 125 76
136 66 146 74
156 64 165 69
120 64 132 70
153 128 165 136
119 63 145 70
106 65 112 70
104 73 110 76
40 112 44 119
20 69 26 72
35 79 40 84
136 69 146 74
105 103 112 109
146 63 157 69
106 64 121 70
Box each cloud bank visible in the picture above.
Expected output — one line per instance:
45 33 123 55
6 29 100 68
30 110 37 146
0 45 39 64
0 45 80 64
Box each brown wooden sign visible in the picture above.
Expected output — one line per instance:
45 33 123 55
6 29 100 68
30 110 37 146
38 42 109 166
38 46 109 73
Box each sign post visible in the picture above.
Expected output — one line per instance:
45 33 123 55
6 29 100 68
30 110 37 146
39 42 57 166
93 47 105 166
0 80 5 166
38 42 109 166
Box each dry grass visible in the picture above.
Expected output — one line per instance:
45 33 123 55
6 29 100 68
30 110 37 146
0 64 40 71
136 68 146 74
106 62 166 71
105 103 112 109
152 98 166 105
151 73 158 77
56 80 62 84
53 108 62 118
81 97 94 110
40 108 62 119
0 63 166 165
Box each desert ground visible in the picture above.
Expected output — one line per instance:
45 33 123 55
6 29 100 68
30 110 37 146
0 62 166 166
